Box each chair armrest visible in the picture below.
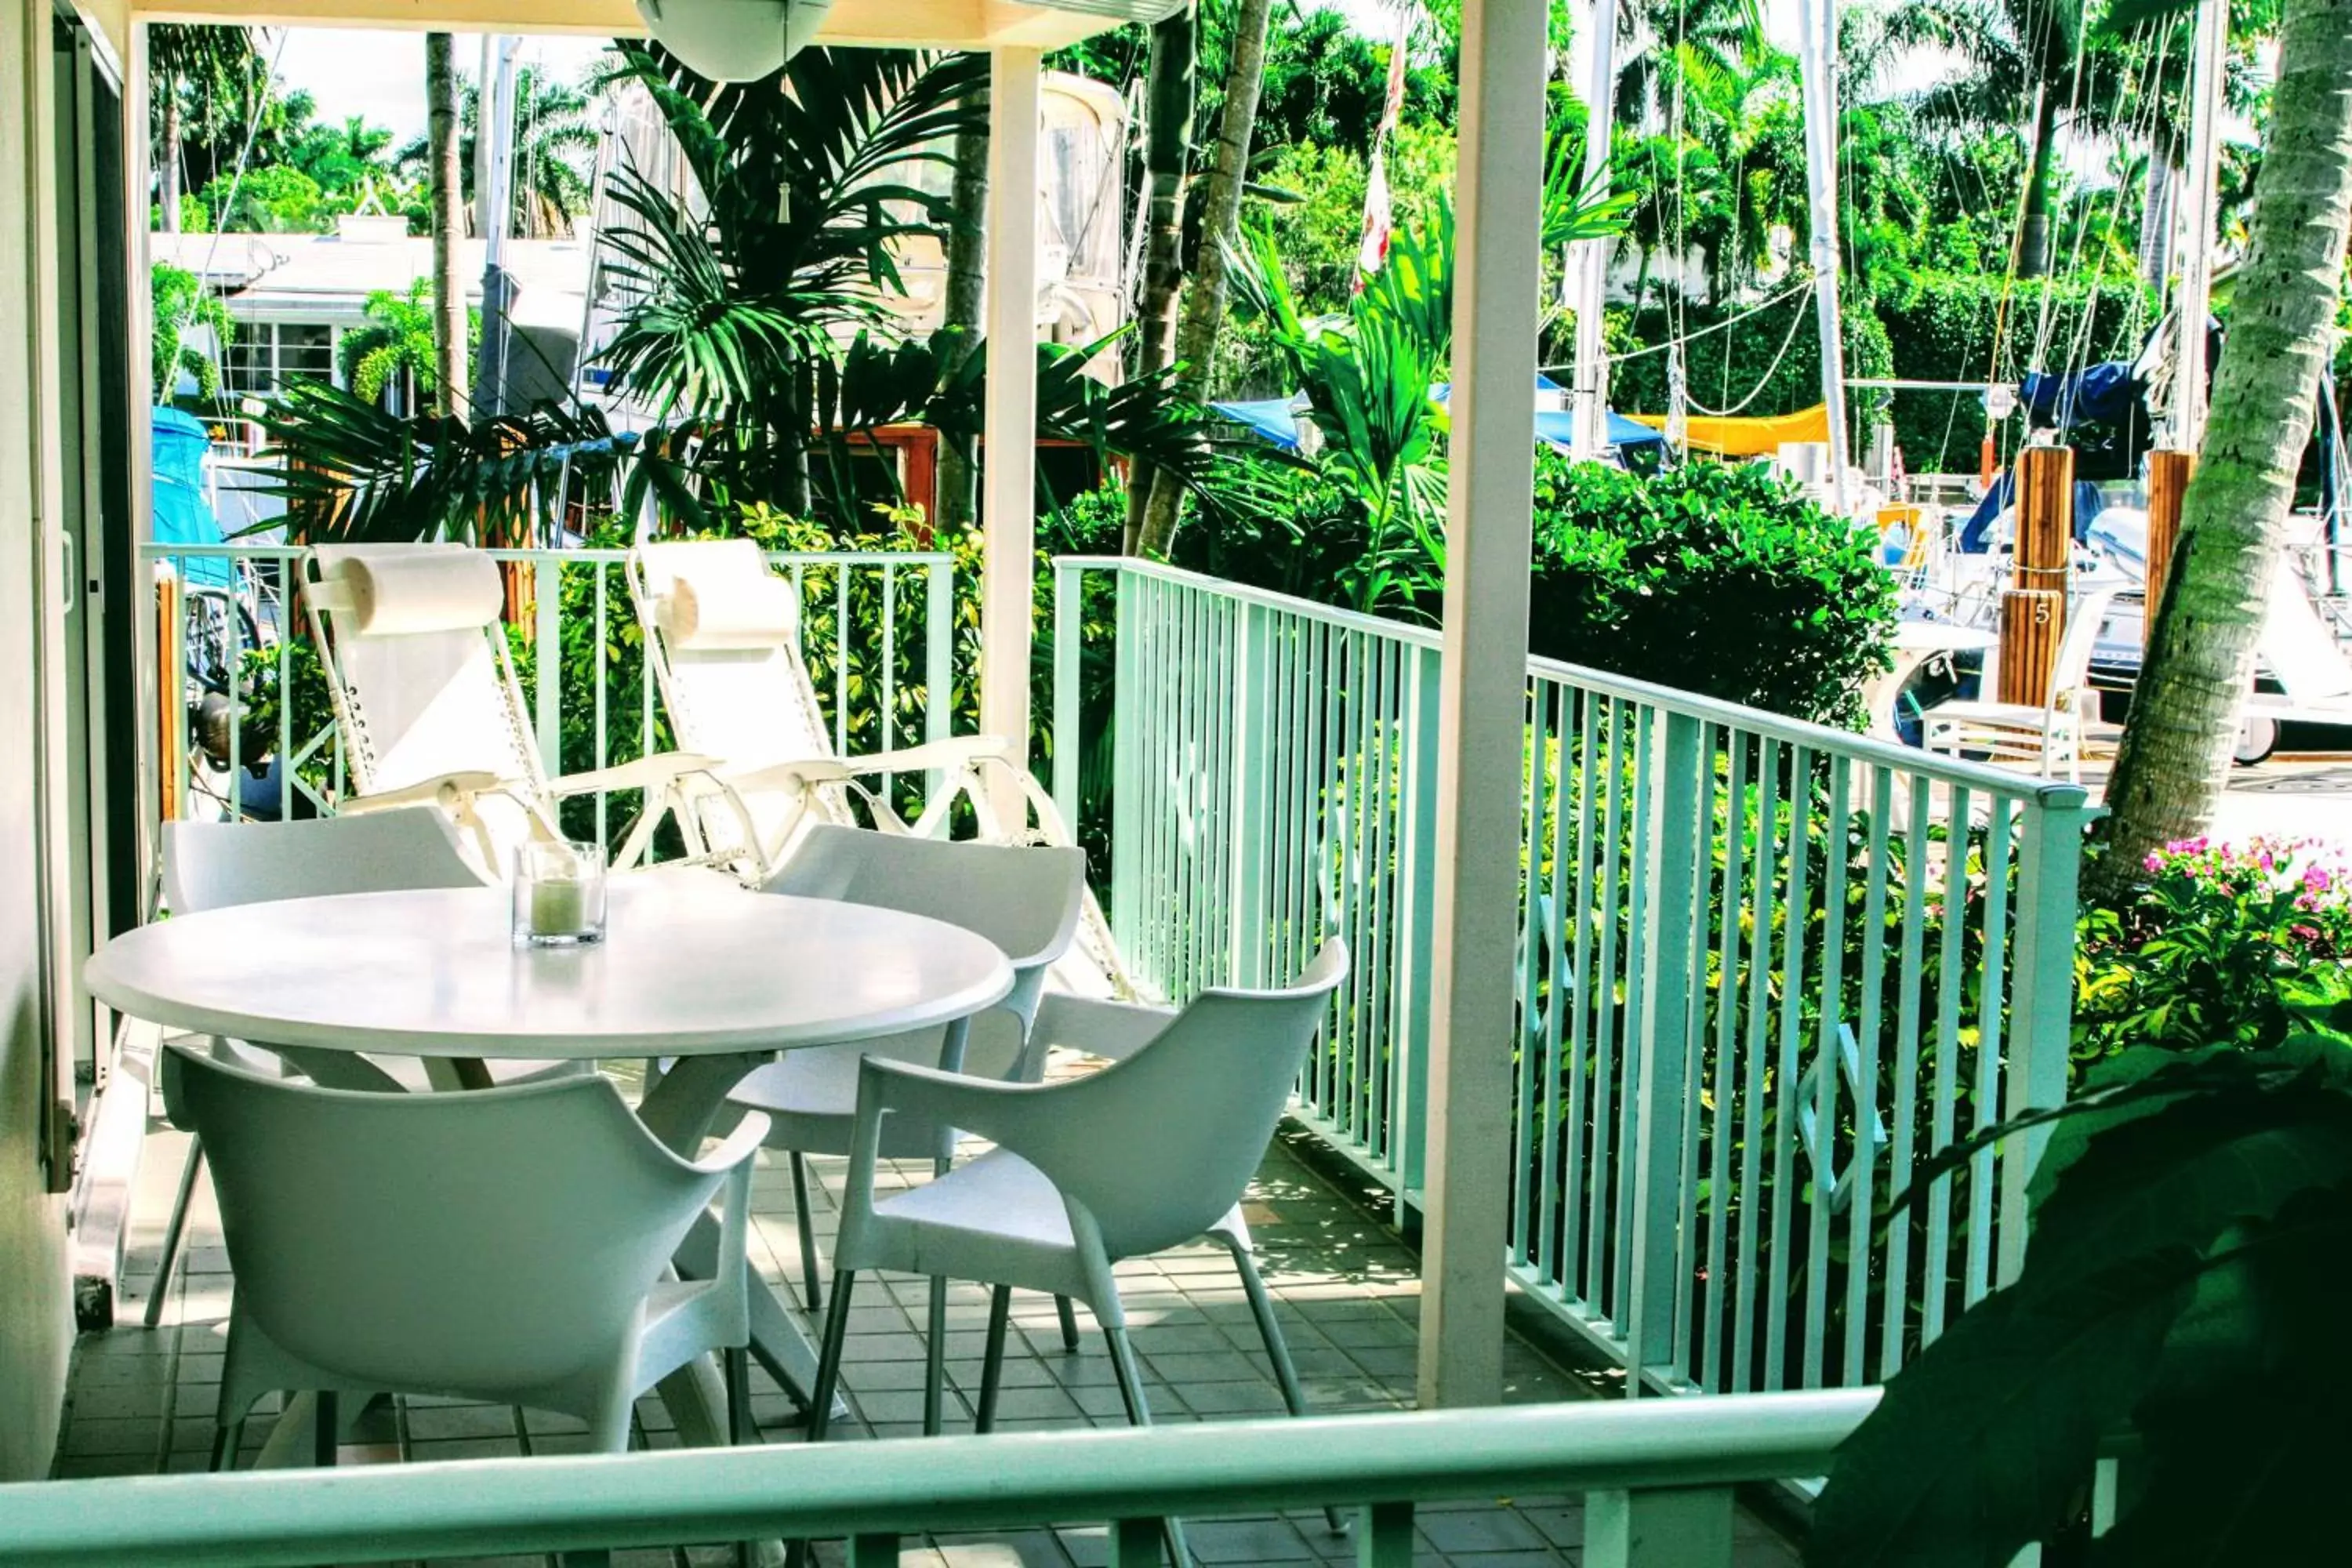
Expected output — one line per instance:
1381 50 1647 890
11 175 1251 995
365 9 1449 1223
822 736 1015 779
690 1110 770 1324
546 751 725 798
840 1057 1056 1239
1030 994 1180 1065
343 771 510 813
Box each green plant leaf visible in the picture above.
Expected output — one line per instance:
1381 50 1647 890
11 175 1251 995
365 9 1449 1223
1806 1250 2195 1568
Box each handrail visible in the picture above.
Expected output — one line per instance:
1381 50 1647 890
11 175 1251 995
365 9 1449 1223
0 1391 1877 1566
1054 554 2089 804
139 543 956 569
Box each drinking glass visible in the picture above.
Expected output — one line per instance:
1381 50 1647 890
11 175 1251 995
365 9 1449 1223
512 839 608 947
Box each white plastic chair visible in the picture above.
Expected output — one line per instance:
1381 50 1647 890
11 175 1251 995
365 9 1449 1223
806 942 1349 1554
1924 587 2120 781
304 543 747 879
625 539 1145 998
142 811 587 1327
723 825 1087 1340
163 1042 768 1465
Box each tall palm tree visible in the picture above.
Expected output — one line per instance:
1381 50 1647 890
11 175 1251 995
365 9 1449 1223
2091 0 2352 897
1882 0 2156 278
398 64 598 238
426 33 469 421
1135 0 1278 558
937 65 989 536
147 24 260 232
1123 11 1199 550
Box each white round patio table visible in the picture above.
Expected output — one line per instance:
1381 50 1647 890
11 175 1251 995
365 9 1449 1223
83 874 1014 1436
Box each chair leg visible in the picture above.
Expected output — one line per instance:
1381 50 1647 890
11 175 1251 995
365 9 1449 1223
1228 1240 1345 1534
923 1275 949 1436
1055 1294 1082 1352
975 1286 1012 1435
1105 1324 1192 1566
725 1347 755 1446
208 1416 244 1473
806 1269 857 1443
313 1391 338 1468
143 1138 205 1330
789 1153 823 1313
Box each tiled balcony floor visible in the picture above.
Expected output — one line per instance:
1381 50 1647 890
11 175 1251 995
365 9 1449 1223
56 1068 1802 1568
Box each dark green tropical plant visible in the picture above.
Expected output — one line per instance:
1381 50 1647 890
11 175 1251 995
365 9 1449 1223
590 42 985 516
1808 1004 2352 1566
336 281 478 408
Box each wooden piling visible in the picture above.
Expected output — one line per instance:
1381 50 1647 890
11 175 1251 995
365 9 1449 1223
1997 445 2074 706
2143 449 2194 647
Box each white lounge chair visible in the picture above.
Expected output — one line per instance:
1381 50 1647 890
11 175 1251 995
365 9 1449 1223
304 543 749 878
165 1042 767 1466
1924 587 2121 781
141 811 589 1328
805 942 1350 1555
626 538 1145 996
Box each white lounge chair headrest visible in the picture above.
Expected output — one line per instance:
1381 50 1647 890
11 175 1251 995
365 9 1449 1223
331 550 505 637
657 564 799 650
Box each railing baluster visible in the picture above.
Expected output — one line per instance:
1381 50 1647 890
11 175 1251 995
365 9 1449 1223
1802 756 1853 1389
1846 765 1895 1385
1051 562 1081 837
594 563 610 848
1562 689 1599 1307
1765 744 1813 1392
1359 1501 1416 1568
1587 1488 1737 1568
1733 736 1780 1395
1925 783 1973 1348
534 559 561 774
1537 679 1574 1296
1882 773 1933 1377
1588 698 1625 1327
1965 797 2015 1309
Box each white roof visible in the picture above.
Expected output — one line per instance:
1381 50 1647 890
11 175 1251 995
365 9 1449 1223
150 227 589 328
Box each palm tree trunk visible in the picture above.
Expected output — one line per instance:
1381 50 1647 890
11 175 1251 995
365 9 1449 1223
2087 0 2352 900
2017 88 2060 279
1136 0 1276 559
938 68 989 538
1123 11 1198 553
426 33 470 421
160 85 184 232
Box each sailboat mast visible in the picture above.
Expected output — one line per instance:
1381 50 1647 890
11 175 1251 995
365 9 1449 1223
2173 0 2227 450
1796 0 1850 511
1570 0 1617 462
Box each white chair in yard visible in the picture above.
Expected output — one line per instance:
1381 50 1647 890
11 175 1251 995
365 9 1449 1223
626 537 1143 996
1924 587 2120 781
805 942 1350 1554
164 1043 768 1466
142 811 586 1327
306 543 747 879
724 825 1088 1339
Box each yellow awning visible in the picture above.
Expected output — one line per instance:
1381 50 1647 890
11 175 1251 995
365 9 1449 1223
1625 405 1831 458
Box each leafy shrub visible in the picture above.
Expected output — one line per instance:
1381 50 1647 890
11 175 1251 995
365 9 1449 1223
1526 456 1897 728
2075 835 2352 1058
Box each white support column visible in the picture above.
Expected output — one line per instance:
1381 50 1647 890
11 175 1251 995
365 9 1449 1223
1417 0 1547 1410
978 47 1041 804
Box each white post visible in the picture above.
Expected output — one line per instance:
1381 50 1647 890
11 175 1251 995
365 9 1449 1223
2174 0 2226 451
1569 0 1617 463
978 49 1041 806
1417 0 1546 1410
1795 0 1850 512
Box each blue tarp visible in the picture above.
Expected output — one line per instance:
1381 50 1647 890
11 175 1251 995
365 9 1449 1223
1958 464 2109 554
151 406 234 588
2020 360 2139 427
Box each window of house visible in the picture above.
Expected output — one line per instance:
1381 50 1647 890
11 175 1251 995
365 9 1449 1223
220 322 339 397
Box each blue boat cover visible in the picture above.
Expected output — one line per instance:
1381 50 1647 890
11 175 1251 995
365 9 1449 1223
2020 360 2138 427
151 406 234 588
1213 376 1666 456
1958 465 2108 554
